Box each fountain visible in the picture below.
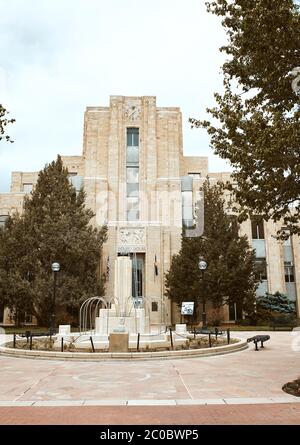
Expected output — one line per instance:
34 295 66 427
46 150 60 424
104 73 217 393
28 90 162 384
96 256 150 336
54 256 187 351
2 255 246 358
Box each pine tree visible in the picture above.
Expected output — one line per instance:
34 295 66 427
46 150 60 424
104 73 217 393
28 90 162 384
257 292 296 314
0 156 107 326
190 0 300 238
165 180 258 322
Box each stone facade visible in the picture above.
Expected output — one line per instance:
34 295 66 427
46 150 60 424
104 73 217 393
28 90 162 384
0 95 299 325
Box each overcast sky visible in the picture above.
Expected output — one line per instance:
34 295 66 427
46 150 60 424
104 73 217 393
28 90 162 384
0 0 231 193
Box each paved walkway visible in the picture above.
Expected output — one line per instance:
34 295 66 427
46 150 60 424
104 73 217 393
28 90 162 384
0 331 299 424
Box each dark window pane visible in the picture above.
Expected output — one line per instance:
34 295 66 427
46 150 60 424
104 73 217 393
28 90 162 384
229 303 235 320
133 131 139 146
251 220 264 239
284 264 295 283
127 128 139 146
132 255 144 297
152 302 158 312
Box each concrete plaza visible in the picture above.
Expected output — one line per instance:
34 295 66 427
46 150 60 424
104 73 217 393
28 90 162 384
0 331 299 424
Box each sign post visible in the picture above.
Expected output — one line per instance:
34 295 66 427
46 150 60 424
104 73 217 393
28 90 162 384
181 302 194 316
181 302 194 330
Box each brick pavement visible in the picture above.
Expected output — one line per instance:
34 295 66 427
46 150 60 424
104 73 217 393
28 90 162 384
0 403 300 425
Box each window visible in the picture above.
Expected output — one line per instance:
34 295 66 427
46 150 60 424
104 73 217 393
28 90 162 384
68 172 77 177
0 306 4 323
188 172 201 178
126 128 139 221
126 167 139 183
182 191 193 228
127 197 139 221
280 228 291 245
152 302 158 312
127 183 139 197
127 146 139 166
285 262 295 283
255 258 267 281
0 215 9 228
22 183 33 194
69 175 84 192
131 254 144 298
127 128 139 146
251 219 265 239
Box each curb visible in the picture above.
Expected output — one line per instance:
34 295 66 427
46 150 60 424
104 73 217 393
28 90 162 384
0 338 248 361
0 396 299 407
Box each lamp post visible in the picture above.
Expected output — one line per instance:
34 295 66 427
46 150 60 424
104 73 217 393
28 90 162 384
50 262 60 335
198 258 208 329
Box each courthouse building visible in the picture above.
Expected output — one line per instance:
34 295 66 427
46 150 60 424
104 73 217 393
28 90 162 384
0 96 299 325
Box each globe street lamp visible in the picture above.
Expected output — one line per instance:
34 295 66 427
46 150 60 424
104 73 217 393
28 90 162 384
50 262 60 334
198 258 208 329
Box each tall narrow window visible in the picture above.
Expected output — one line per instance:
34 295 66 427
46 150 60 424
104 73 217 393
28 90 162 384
131 253 144 299
126 128 139 221
285 262 295 283
182 191 193 228
251 219 265 239
181 176 194 228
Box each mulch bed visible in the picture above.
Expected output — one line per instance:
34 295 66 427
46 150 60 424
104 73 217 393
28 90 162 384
282 379 300 397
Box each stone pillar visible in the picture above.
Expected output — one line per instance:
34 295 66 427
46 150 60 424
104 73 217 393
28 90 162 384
114 256 132 317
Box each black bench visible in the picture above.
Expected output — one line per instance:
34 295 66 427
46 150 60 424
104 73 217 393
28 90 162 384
193 328 223 336
247 335 270 351
19 332 52 340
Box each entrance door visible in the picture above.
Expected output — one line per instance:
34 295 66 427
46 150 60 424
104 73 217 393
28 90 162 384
131 253 145 304
229 302 243 321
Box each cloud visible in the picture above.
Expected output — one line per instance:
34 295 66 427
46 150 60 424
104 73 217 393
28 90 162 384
0 0 230 192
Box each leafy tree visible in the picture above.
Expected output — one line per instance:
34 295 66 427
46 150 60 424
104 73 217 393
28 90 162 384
165 180 258 322
190 0 300 238
0 105 15 143
0 156 107 326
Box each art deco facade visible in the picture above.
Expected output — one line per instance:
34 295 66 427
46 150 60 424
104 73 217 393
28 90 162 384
0 96 299 325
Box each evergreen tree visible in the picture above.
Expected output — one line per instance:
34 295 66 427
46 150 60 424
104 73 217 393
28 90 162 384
190 0 300 238
0 156 107 326
165 180 258 322
257 292 296 314
0 104 15 143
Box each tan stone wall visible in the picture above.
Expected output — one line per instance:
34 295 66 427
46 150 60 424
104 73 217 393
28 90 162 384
183 156 208 177
10 172 39 193
61 156 84 175
0 193 24 215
